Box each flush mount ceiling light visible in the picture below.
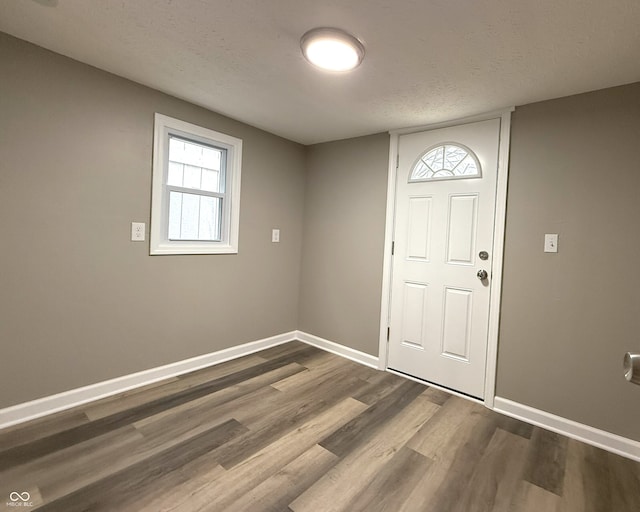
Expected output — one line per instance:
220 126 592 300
300 28 365 72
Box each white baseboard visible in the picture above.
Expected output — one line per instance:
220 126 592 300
0 330 381 430
0 331 297 430
494 397 640 462
295 331 379 369
6 330 636 464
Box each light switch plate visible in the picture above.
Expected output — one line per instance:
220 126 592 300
544 233 558 253
272 229 280 243
131 222 145 241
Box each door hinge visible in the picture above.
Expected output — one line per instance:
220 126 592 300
391 241 395 255
387 327 390 341
396 154 399 169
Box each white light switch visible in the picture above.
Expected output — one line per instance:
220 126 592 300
131 222 145 241
272 229 280 243
544 234 558 253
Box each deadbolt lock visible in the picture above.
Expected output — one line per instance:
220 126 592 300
479 251 489 260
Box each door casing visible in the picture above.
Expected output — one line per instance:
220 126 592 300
378 108 514 409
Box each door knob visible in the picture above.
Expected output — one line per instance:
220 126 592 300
477 269 488 280
624 353 640 385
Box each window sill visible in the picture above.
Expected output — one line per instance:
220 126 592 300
150 243 238 255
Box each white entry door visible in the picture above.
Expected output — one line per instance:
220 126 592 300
387 118 501 399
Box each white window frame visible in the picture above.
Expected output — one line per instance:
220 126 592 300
150 113 242 255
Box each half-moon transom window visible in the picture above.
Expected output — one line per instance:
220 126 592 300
409 143 481 182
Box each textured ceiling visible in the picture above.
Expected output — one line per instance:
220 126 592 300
1 0 639 144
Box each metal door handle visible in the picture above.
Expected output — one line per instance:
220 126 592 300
624 353 640 385
477 269 488 280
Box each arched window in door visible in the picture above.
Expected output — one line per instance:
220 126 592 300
409 143 481 182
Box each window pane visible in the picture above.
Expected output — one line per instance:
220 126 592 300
180 192 200 239
167 162 184 186
412 161 430 180
202 147 221 171
424 145 443 170
444 146 467 170
199 196 221 241
169 138 185 160
184 140 202 166
455 154 479 175
168 191 222 241
168 191 183 239
183 165 202 189
201 169 221 192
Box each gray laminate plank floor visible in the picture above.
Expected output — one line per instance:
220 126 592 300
0 341 638 511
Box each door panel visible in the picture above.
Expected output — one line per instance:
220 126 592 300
406 197 432 261
441 287 473 361
400 282 428 349
446 194 478 265
388 118 500 398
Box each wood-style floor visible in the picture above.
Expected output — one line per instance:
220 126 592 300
1 342 638 511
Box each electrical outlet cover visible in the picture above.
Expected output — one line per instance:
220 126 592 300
544 233 558 253
131 222 146 241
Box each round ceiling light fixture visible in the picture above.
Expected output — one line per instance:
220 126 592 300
300 27 365 72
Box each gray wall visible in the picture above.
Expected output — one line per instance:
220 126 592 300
298 134 390 355
497 82 640 441
0 33 306 408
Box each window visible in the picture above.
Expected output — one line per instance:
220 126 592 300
150 114 242 254
409 143 481 182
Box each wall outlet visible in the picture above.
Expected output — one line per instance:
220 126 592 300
544 233 558 253
131 222 145 241
272 229 280 243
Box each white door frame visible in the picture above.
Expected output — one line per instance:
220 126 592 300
378 108 514 409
